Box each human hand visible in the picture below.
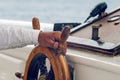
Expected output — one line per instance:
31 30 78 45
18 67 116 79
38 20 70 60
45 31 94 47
38 31 61 49
38 31 66 50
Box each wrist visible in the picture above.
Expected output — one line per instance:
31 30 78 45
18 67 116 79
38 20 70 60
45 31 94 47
38 31 43 44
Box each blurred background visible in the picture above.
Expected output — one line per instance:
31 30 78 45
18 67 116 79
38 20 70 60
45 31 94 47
0 0 119 23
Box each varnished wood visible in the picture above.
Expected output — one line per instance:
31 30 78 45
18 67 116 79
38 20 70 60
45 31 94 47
23 45 70 80
15 17 41 79
23 17 70 80
71 8 120 44
58 26 70 55
32 17 40 30
68 7 120 55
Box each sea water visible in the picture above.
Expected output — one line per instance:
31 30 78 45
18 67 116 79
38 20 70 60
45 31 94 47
0 0 119 23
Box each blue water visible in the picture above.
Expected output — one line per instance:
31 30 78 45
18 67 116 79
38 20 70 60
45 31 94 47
0 0 120 23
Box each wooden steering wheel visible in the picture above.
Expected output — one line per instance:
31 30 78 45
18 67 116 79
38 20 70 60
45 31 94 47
23 17 71 80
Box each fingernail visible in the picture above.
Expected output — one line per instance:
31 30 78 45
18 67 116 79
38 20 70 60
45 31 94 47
54 42 58 49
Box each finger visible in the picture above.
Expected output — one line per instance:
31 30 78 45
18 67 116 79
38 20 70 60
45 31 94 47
53 42 59 49
47 40 58 49
57 42 67 55
53 31 61 41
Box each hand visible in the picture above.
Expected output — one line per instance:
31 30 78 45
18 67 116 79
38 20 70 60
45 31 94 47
38 31 67 55
38 31 61 49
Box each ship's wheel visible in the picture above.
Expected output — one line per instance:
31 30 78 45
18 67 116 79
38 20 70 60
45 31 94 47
22 17 71 80
23 45 70 80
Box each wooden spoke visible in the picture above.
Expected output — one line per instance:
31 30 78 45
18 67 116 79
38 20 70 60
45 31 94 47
23 17 71 80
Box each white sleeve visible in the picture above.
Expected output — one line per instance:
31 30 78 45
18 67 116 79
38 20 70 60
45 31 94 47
0 26 40 50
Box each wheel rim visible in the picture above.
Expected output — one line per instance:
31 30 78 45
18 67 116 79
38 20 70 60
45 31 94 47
23 45 70 80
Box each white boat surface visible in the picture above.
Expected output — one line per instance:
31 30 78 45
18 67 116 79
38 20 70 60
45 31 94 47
0 19 120 80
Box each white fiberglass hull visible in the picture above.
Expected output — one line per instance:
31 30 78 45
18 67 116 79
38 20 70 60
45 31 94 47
0 20 120 80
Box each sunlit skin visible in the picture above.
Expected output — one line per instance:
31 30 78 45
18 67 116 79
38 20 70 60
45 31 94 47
38 31 67 55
